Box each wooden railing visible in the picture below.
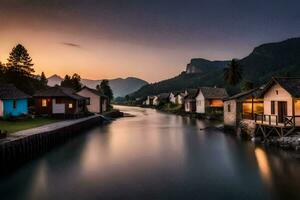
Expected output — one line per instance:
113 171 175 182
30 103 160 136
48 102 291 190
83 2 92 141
254 114 300 127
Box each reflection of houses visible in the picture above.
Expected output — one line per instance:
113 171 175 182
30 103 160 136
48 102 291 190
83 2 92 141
195 87 228 114
255 77 300 137
33 86 87 116
0 84 31 118
223 88 263 128
184 89 199 112
76 86 109 113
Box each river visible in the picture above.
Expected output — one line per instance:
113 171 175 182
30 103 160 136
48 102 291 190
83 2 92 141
1 106 300 200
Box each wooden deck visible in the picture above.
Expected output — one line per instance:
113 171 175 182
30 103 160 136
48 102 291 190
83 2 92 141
254 114 300 138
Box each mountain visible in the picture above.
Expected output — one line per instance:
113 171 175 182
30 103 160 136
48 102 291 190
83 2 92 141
130 37 300 98
186 58 229 74
47 75 148 97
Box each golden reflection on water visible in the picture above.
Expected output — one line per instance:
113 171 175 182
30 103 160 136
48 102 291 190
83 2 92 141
255 148 272 185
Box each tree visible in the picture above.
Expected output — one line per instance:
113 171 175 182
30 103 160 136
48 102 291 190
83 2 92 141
40 72 48 88
240 80 254 91
97 79 113 101
61 75 73 88
6 44 35 78
224 59 243 86
61 73 82 91
71 73 82 91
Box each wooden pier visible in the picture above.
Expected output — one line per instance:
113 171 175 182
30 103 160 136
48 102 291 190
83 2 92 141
254 114 300 138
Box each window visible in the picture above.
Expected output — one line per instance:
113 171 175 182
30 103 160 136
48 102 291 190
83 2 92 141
13 100 17 109
227 104 231 112
42 99 47 107
86 98 91 105
68 103 73 109
271 101 275 114
276 90 279 95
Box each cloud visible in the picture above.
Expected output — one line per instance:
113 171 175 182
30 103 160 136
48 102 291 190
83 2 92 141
61 42 82 48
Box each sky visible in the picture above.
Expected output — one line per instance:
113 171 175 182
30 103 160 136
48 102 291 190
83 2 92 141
0 0 299 83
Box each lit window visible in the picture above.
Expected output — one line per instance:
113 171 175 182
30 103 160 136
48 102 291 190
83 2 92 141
42 99 47 107
13 100 17 109
68 103 73 108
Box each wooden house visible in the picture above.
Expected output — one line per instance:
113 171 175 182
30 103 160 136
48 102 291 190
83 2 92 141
33 86 87 116
184 89 199 112
255 77 300 137
76 86 109 113
194 87 228 114
223 88 263 128
0 84 31 118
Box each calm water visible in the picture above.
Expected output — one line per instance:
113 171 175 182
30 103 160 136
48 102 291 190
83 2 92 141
1 106 300 200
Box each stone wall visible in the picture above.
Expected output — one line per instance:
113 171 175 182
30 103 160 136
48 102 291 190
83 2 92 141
0 116 104 174
239 119 257 137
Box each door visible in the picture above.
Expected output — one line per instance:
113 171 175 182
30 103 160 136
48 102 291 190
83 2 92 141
278 101 287 123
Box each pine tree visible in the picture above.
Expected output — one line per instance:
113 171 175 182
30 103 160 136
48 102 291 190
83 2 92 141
61 74 82 91
7 44 35 78
97 80 113 101
40 72 48 88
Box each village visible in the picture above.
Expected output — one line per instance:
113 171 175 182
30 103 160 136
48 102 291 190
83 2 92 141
139 77 300 150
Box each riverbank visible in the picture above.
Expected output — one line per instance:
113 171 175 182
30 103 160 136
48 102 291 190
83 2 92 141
0 110 123 174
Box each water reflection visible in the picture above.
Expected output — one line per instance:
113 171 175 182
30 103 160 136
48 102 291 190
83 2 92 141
255 148 272 185
1 106 300 200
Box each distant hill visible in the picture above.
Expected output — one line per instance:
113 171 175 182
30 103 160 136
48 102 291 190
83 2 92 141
186 58 229 74
47 75 148 98
130 37 300 98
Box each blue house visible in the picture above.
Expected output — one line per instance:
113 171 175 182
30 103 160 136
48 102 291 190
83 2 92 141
0 84 31 118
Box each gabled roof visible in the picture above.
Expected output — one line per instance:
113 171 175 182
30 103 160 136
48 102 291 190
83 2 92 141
0 84 31 100
34 86 86 100
79 86 108 98
260 77 300 98
185 89 199 99
224 88 262 101
199 87 228 99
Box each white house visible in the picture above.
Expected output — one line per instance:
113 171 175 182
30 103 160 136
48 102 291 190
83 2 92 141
223 88 263 128
169 91 187 105
184 89 199 112
194 87 228 114
146 96 155 105
257 77 300 126
76 86 109 113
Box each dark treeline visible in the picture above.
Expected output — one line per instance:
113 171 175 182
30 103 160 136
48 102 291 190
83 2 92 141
0 44 114 100
0 44 48 95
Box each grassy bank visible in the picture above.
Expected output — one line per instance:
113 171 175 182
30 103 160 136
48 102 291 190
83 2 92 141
0 117 60 134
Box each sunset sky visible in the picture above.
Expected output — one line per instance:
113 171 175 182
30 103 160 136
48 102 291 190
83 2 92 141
0 0 299 82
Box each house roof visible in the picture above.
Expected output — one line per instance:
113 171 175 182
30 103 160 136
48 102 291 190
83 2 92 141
224 88 262 101
260 77 300 98
0 84 31 100
33 86 86 100
199 87 228 99
185 89 199 99
79 86 108 98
